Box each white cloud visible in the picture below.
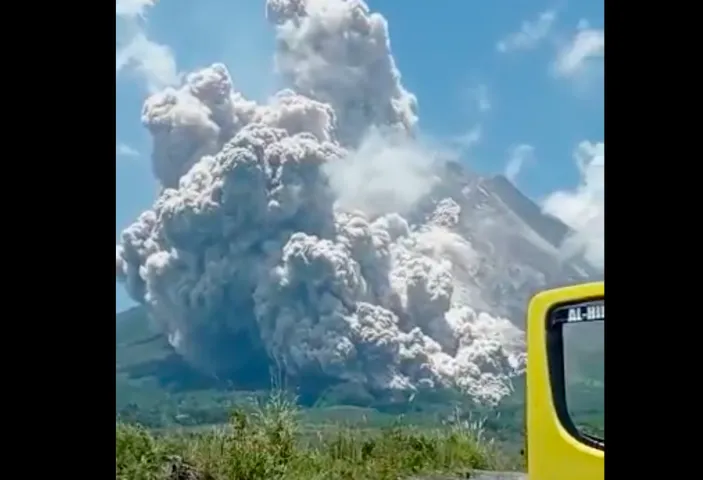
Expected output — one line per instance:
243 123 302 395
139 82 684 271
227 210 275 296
451 126 482 151
542 141 604 269
497 10 557 53
504 144 535 184
116 33 179 92
430 126 482 166
324 129 442 217
116 143 139 157
115 0 157 19
553 20 604 78
116 0 179 92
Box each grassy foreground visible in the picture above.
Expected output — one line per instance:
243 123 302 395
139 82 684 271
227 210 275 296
116 392 520 480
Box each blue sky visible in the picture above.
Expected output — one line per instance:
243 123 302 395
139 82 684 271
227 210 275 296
116 0 604 312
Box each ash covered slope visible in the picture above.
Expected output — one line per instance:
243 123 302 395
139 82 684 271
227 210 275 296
418 169 597 327
115 0 596 407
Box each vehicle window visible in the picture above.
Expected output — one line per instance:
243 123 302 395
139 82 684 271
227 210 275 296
562 311 604 442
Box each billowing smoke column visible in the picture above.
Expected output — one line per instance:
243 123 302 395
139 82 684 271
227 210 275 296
266 0 418 146
116 0 525 405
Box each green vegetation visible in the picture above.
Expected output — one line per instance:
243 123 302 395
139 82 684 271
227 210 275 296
116 307 528 451
116 392 520 480
116 306 603 479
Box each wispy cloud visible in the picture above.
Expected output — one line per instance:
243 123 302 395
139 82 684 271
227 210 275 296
115 0 157 19
504 144 535 184
437 125 482 163
116 143 139 157
116 0 179 92
553 20 604 79
471 84 491 113
451 126 483 151
542 141 604 269
116 33 179 91
497 10 557 53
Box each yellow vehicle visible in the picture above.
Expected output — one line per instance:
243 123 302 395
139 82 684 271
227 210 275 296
525 281 604 480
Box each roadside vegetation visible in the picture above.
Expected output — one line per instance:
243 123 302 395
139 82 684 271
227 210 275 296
116 391 521 480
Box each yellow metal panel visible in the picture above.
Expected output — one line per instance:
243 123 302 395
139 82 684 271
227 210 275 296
526 282 604 480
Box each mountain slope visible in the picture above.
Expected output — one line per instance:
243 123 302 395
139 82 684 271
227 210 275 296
412 169 596 327
116 307 224 410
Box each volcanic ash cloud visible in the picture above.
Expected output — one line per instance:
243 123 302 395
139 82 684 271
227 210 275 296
116 0 525 405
